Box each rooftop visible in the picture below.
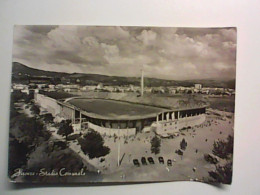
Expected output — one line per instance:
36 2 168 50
39 91 76 100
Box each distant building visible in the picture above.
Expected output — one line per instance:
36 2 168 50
201 88 210 94
169 88 177 94
96 83 103 90
144 87 152 93
103 86 114 92
195 84 202 90
176 86 186 93
37 84 47 89
82 85 96 91
48 84 55 89
21 89 30 95
194 88 200 93
29 76 52 84
129 84 134 91
63 88 78 92
61 77 71 84
12 84 27 90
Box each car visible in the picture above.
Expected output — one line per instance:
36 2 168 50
141 157 147 165
158 157 164 164
167 159 172 166
133 159 140 167
41 110 48 115
148 157 154 164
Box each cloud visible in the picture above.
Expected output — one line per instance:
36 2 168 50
45 26 82 52
13 26 237 80
101 43 119 57
219 28 237 42
137 30 157 45
24 25 58 35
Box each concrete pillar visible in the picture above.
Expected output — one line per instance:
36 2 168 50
73 109 76 123
166 112 169 121
172 112 175 120
79 112 82 131
156 115 159 124
178 111 180 119
73 110 75 123
71 109 74 123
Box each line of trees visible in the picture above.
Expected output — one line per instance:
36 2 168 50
9 113 51 178
212 135 233 159
208 135 234 184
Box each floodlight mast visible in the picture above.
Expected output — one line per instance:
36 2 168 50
141 65 144 96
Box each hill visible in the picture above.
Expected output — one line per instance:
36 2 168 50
11 62 235 89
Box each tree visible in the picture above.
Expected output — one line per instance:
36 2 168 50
24 92 34 103
208 162 233 184
18 116 48 145
57 120 74 140
11 90 24 102
208 135 234 184
30 104 40 115
43 113 54 123
180 138 187 150
8 109 53 179
78 130 110 159
150 136 161 155
8 137 30 177
204 153 219 164
10 103 19 118
212 135 233 159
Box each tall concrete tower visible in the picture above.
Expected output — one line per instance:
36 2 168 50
141 67 144 96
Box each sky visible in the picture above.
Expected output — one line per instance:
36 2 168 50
13 25 237 80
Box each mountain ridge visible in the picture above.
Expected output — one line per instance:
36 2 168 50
11 62 236 88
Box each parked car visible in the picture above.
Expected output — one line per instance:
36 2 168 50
141 157 147 165
167 159 172 166
41 110 48 114
133 159 140 167
158 157 164 164
148 157 154 164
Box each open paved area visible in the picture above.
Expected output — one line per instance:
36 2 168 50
63 109 234 182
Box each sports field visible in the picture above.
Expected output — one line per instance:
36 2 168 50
67 98 169 120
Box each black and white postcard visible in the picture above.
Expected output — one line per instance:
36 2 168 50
8 26 236 184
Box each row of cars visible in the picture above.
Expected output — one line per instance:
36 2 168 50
133 157 173 167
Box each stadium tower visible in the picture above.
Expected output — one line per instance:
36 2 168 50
141 67 144 96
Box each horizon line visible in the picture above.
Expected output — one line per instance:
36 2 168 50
12 61 236 82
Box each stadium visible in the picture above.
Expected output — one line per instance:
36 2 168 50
34 91 207 137
33 69 206 137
